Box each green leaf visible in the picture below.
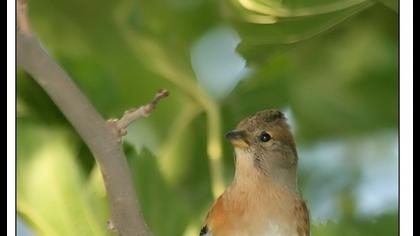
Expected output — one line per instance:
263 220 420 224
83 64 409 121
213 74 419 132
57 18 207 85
230 0 374 19
375 0 398 12
17 70 67 124
223 5 398 142
228 0 375 66
17 123 113 236
126 147 193 236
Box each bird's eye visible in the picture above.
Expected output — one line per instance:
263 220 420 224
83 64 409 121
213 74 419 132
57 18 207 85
259 132 271 142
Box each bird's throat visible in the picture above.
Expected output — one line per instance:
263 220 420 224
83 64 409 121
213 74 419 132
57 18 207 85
232 148 298 193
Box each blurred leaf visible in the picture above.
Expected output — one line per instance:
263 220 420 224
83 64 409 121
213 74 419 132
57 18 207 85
227 0 374 66
375 0 398 12
123 110 216 235
231 0 372 18
115 0 219 78
17 70 67 124
17 123 112 236
125 146 191 236
223 5 398 142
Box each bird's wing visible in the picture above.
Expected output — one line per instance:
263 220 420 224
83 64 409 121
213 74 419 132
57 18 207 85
295 198 310 236
199 195 229 236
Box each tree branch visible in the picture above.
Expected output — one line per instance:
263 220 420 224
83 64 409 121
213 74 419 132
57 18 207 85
17 0 32 35
17 2 162 235
110 89 169 136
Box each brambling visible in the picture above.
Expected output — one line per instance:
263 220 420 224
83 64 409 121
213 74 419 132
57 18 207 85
200 109 309 236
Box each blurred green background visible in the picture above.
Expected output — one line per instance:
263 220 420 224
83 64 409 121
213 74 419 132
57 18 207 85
17 0 398 235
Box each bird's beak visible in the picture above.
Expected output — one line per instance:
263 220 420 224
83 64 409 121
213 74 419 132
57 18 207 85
225 130 249 148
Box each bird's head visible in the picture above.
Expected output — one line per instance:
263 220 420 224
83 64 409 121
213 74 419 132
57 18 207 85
226 109 298 184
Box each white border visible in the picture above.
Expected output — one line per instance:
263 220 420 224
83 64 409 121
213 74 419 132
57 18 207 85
400 0 413 235
7 1 16 236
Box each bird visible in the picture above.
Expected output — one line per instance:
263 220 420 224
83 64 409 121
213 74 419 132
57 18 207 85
200 109 309 236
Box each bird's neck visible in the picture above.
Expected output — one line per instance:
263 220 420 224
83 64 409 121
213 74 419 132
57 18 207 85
232 149 298 193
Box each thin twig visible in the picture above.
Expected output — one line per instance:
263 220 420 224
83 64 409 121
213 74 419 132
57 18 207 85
111 89 169 136
17 1 155 235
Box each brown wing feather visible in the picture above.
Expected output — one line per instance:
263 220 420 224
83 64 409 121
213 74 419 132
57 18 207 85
200 194 244 236
295 198 310 236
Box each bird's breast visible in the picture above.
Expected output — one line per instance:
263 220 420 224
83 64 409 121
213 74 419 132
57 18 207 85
204 220 298 236
204 184 307 236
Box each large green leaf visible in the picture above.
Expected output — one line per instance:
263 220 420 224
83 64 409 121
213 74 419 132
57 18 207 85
226 0 377 65
223 5 398 142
